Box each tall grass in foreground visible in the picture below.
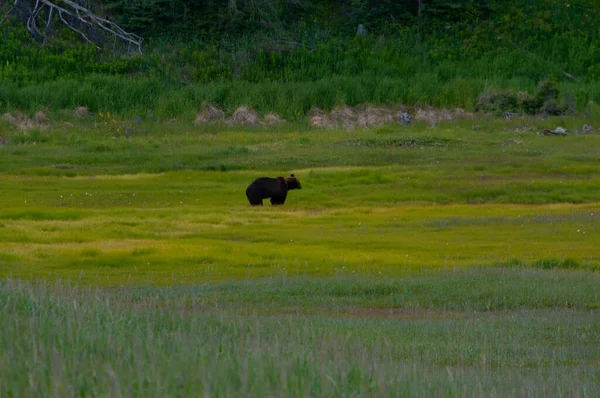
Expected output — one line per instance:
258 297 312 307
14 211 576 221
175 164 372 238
1 268 599 397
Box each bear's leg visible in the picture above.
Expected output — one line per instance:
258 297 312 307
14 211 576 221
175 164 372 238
247 193 263 206
270 194 287 205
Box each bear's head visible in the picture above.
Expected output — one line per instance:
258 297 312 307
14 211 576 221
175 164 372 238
285 173 301 190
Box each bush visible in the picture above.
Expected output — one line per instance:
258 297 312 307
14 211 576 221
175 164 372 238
476 78 576 116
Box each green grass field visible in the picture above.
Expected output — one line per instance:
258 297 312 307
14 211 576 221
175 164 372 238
1 114 599 396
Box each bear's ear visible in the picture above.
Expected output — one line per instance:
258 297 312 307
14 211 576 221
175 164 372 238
290 173 295 177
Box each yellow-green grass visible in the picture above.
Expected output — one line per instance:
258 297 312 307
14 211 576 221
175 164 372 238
1 168 598 285
1 116 600 285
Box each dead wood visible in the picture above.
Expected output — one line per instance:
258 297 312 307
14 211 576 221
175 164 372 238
1 0 143 53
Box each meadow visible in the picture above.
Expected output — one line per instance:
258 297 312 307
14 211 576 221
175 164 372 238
1 113 599 396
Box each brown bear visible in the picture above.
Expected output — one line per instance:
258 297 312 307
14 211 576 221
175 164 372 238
246 174 302 206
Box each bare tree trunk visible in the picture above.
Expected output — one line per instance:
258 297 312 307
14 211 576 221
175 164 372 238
1 0 143 54
417 0 423 41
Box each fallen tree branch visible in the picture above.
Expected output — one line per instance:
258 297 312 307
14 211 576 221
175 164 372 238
0 0 19 25
562 70 577 81
1 0 143 53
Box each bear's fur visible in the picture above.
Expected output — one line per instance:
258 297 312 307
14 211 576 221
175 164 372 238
246 174 302 206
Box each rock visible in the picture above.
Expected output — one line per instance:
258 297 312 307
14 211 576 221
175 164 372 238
503 111 519 119
357 24 367 37
554 126 567 134
73 106 88 118
263 113 284 126
582 124 595 134
541 127 568 136
308 108 332 128
33 111 49 124
194 104 224 125
397 111 412 125
331 106 357 130
356 106 393 128
227 106 259 126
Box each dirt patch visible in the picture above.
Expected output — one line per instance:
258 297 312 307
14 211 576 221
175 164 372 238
33 111 49 125
0 135 6 145
73 106 89 118
2 112 48 131
414 107 473 126
415 108 452 126
194 104 225 125
226 106 260 126
452 108 474 119
308 107 333 128
2 112 21 126
331 105 358 130
356 106 394 128
263 113 284 126
308 105 415 130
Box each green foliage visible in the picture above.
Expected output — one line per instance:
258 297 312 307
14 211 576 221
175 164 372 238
0 22 146 86
475 79 579 115
1 0 599 116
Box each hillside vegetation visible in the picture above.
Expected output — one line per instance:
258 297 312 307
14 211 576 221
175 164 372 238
1 0 599 118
